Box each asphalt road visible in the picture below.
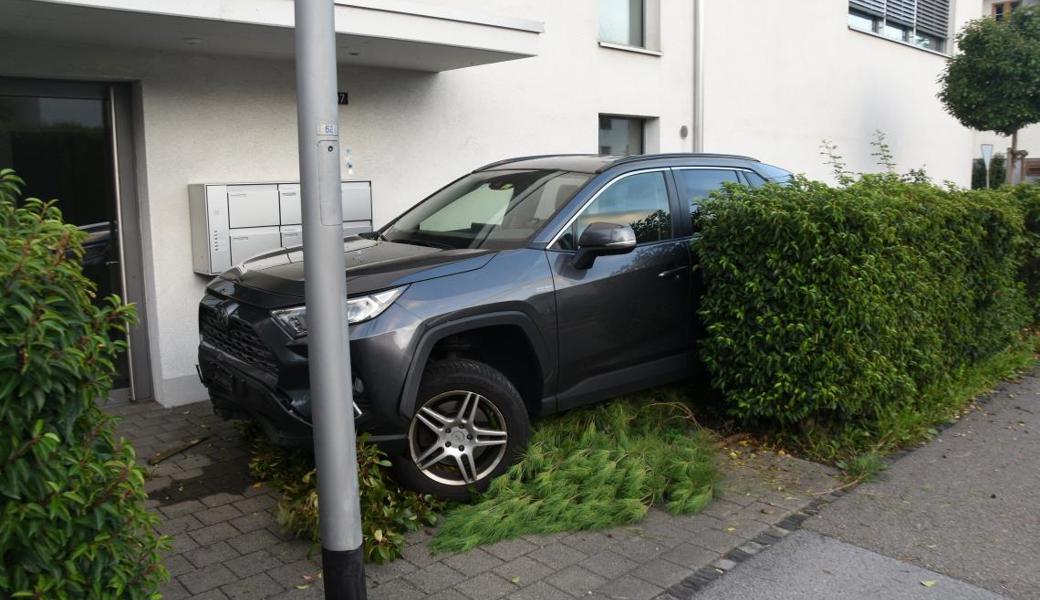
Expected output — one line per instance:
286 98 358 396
698 371 1040 599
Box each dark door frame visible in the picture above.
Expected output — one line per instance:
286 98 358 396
0 76 154 401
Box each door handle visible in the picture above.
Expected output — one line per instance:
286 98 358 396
657 266 687 279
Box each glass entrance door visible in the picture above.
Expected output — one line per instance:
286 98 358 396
0 82 129 389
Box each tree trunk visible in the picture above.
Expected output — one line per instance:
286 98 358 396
1009 130 1020 185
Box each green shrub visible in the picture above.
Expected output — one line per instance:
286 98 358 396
0 169 167 598
430 392 717 554
1011 183 1040 321
695 173 1030 438
243 425 444 564
971 154 1007 189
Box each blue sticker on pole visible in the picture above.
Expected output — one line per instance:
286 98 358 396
317 121 339 136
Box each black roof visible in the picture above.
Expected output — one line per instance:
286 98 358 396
474 153 760 174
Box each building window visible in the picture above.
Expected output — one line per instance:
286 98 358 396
848 0 951 53
993 1 1022 21
600 0 645 48
598 115 644 156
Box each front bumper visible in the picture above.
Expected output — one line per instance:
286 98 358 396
196 291 414 454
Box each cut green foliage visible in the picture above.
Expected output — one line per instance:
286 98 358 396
243 424 444 564
0 169 167 598
430 392 718 554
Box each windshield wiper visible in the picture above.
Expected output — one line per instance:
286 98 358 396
401 237 451 249
395 238 452 249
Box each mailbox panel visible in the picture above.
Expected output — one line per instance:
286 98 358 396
227 184 279 228
280 225 303 248
230 226 282 264
278 184 301 225
191 180 374 276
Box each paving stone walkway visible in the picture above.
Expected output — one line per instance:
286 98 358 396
106 399 840 600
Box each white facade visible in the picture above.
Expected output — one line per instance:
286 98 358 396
703 0 979 184
0 0 985 406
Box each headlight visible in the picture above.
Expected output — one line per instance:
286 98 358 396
271 287 405 338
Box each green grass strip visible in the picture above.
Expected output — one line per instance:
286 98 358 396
430 390 719 553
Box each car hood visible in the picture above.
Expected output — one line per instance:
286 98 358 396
214 237 495 308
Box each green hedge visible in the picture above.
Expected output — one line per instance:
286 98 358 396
695 174 1031 433
1011 184 1040 321
0 170 167 598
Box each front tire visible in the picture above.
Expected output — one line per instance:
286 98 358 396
392 358 530 500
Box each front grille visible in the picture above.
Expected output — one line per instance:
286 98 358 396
200 305 279 372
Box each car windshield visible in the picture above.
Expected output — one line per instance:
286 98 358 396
382 169 591 250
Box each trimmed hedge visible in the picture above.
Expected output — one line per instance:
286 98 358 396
1012 184 1040 321
0 170 167 598
695 174 1032 431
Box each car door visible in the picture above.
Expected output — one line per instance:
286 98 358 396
547 169 692 410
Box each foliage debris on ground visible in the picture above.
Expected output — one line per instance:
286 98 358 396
243 425 444 563
430 391 718 554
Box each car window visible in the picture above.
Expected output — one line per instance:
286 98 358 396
741 170 768 187
757 163 794 183
675 169 744 234
556 171 671 250
419 185 511 232
384 170 591 250
675 169 741 214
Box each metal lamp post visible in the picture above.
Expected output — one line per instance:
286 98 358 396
981 143 994 189
293 0 367 598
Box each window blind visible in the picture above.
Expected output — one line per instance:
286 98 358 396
849 0 950 39
850 0 885 16
886 0 916 26
916 0 951 37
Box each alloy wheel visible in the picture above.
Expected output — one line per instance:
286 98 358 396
407 390 509 486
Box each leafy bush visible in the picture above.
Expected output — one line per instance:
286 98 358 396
695 172 1030 442
1011 184 1040 321
972 154 1007 190
430 392 717 554
0 169 167 598
243 425 444 563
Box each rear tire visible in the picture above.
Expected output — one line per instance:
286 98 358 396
391 358 530 500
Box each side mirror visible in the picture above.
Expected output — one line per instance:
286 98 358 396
572 222 637 269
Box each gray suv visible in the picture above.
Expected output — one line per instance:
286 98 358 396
197 153 791 498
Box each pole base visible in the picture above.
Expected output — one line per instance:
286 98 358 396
322 546 367 599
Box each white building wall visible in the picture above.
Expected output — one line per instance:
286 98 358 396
0 0 695 406
974 128 1040 163
701 0 981 186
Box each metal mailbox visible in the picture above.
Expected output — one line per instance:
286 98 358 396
189 180 373 275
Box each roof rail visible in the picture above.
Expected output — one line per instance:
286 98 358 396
473 154 597 172
598 152 759 173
